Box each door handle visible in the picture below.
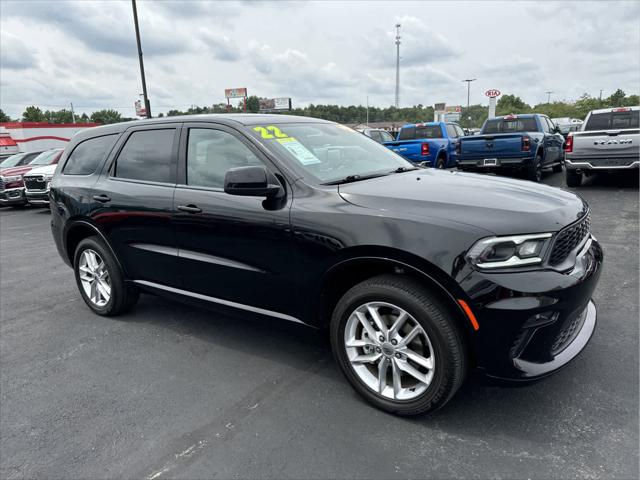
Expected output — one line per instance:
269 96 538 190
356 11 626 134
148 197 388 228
93 194 111 203
177 204 202 214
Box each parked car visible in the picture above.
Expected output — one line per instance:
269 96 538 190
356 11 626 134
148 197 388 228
0 148 63 206
360 128 395 144
457 114 564 182
564 106 639 187
384 121 464 168
0 151 44 168
552 118 583 136
24 163 58 206
50 115 602 416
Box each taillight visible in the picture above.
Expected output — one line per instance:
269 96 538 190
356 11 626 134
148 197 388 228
421 142 430 156
565 134 573 153
521 136 531 152
613 107 631 112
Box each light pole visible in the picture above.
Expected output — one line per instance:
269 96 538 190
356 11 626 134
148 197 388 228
366 96 369 126
462 79 476 111
394 24 401 108
545 91 554 104
132 0 151 118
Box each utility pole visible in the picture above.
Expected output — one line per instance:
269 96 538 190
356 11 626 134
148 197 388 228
545 91 553 104
599 89 603 101
366 96 369 126
394 24 401 109
462 78 476 112
70 102 76 123
132 0 151 118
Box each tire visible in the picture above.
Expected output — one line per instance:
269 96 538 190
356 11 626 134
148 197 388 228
73 236 139 316
436 156 446 169
526 154 543 182
566 169 583 187
552 163 563 173
330 274 467 416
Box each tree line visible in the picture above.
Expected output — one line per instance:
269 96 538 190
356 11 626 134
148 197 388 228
2 89 637 128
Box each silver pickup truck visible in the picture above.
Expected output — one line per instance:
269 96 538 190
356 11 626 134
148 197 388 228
564 106 639 186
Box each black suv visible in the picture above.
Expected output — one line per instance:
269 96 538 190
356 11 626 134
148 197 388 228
50 115 602 415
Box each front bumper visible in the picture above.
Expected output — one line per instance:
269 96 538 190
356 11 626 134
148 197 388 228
0 187 27 206
460 235 603 381
25 189 51 206
565 158 639 171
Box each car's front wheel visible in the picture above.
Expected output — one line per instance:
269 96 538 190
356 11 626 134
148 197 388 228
74 236 139 316
330 275 467 416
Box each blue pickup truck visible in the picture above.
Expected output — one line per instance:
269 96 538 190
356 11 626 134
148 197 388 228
384 122 465 168
457 114 564 182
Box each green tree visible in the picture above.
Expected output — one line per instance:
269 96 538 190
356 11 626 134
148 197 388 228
90 109 123 124
496 95 532 115
44 109 75 123
0 109 11 122
607 89 626 107
459 104 489 128
22 106 45 122
245 96 260 113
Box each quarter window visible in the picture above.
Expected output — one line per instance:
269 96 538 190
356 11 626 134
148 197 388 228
446 124 458 138
186 129 263 189
63 134 118 175
114 129 175 183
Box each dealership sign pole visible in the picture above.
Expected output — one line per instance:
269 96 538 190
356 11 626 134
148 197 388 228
486 89 501 118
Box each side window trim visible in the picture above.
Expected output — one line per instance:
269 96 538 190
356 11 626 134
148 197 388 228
176 122 286 192
105 124 181 186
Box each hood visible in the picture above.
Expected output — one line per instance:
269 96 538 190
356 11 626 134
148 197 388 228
0 165 35 177
338 169 586 235
23 164 57 177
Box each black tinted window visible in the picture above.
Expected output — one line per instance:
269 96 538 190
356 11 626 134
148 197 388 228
398 126 416 140
483 117 538 134
187 129 263 189
115 129 175 183
416 125 443 139
63 135 117 175
585 111 639 130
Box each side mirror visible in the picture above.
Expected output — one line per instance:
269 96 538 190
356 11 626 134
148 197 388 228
224 166 282 198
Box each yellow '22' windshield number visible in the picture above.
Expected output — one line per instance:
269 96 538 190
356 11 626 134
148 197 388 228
253 126 289 139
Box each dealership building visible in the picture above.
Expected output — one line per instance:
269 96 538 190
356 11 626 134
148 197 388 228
0 122 99 159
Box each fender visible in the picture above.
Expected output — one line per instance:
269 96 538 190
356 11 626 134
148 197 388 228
63 219 125 274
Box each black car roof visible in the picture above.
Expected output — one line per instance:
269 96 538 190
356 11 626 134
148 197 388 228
72 114 333 143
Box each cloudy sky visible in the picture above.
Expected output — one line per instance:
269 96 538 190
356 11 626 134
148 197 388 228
1 0 639 118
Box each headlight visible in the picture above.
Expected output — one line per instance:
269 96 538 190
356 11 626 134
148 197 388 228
44 174 54 181
466 233 553 269
1 175 22 183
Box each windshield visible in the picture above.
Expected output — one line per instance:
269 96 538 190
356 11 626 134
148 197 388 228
249 123 413 184
584 110 639 131
1 153 27 168
29 149 62 166
483 117 538 134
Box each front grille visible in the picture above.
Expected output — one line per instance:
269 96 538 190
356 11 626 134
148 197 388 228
550 307 587 355
24 177 47 191
0 178 5 190
549 214 590 266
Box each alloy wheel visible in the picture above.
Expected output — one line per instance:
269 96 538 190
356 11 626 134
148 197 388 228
78 249 111 307
344 302 435 401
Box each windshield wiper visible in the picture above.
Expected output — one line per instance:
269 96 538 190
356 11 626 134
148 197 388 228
391 166 419 173
322 172 390 185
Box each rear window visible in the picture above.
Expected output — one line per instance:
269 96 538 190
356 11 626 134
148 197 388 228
398 125 442 140
63 134 118 175
584 111 639 131
483 117 538 134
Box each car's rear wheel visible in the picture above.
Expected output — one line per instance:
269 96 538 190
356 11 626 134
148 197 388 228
526 154 543 182
566 169 583 187
74 236 139 316
330 275 467 416
436 156 446 169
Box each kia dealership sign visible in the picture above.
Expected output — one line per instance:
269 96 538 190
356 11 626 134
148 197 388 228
485 89 501 98
486 89 501 118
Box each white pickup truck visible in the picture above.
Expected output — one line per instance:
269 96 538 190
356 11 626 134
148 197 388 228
564 106 639 186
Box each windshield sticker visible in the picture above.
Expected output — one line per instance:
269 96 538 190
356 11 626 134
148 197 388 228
276 137 321 165
253 125 289 139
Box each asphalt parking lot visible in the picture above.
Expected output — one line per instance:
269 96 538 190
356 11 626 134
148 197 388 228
1 170 638 479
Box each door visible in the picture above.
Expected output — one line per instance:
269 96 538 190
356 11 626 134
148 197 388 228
172 123 295 315
542 117 563 164
91 125 180 286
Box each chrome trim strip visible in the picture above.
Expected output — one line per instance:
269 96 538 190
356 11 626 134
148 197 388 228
130 243 265 273
566 160 639 170
133 280 306 325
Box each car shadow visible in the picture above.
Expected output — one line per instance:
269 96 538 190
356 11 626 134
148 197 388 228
578 170 639 190
116 292 590 442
